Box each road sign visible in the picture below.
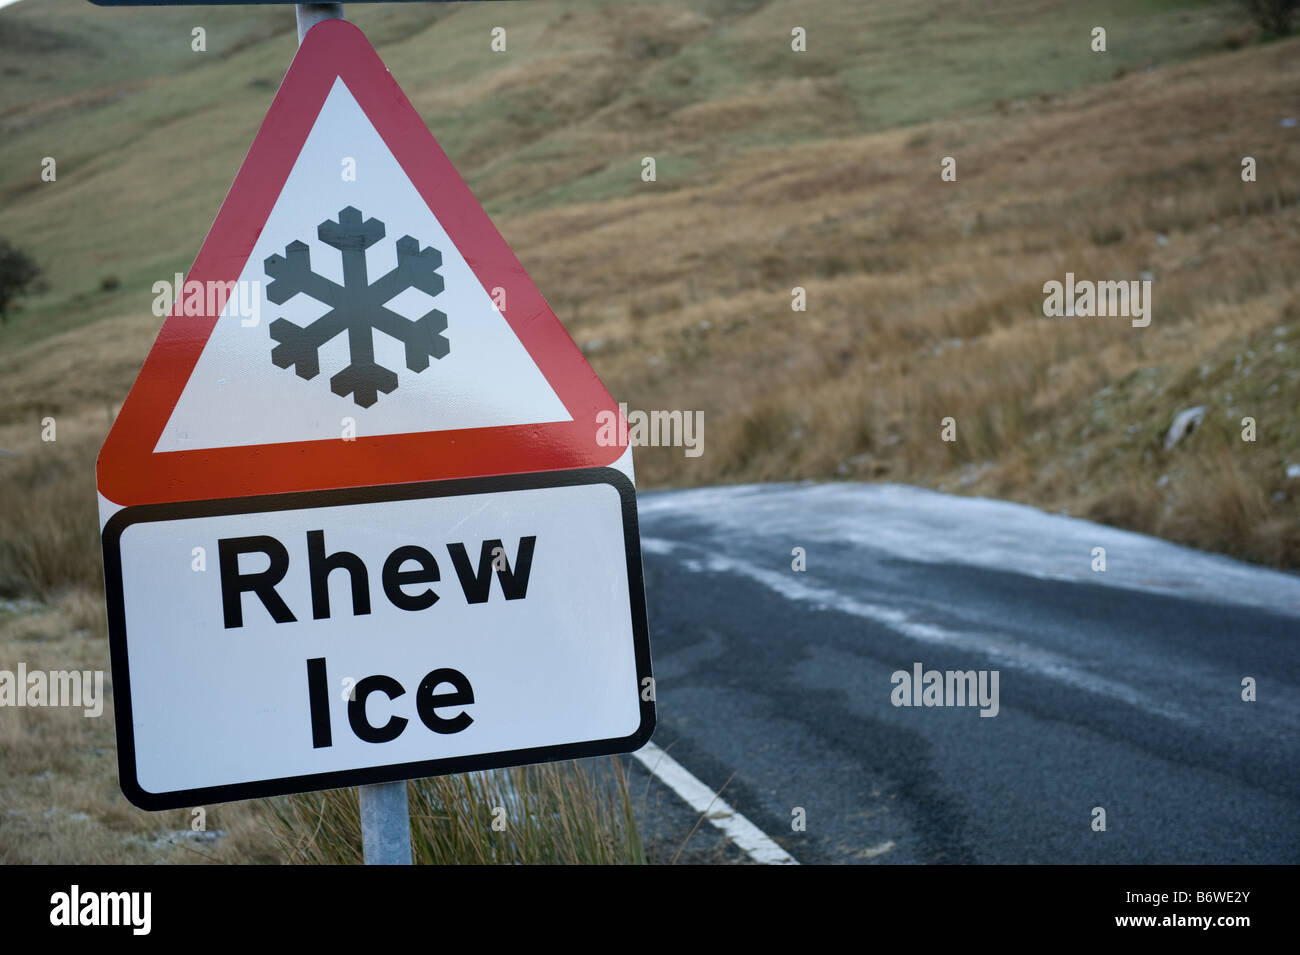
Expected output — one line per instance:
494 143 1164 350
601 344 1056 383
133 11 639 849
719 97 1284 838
98 24 624 506
97 19 653 811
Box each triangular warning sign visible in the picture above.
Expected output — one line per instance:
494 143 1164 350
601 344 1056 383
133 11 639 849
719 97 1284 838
98 19 624 508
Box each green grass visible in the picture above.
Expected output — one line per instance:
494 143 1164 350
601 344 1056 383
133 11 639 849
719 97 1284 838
0 0 1249 353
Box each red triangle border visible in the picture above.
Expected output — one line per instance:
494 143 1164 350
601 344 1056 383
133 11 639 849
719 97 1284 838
97 19 623 508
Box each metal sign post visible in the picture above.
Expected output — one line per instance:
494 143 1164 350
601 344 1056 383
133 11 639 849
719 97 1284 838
359 779 413 865
294 2 412 867
296 2 344 43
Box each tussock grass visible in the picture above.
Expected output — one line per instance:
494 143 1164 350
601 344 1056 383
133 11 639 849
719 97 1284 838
270 759 645 865
0 440 101 599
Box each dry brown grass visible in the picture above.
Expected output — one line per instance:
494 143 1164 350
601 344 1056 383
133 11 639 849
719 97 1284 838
3 16 1298 587
0 591 280 863
517 39 1300 568
0 441 101 600
3 4 1294 565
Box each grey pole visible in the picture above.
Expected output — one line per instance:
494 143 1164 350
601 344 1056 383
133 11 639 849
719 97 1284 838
296 2 344 44
359 779 414 865
292 2 414 866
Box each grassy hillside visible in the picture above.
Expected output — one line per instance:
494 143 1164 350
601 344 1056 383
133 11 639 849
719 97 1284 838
4 0 1295 570
0 0 1297 859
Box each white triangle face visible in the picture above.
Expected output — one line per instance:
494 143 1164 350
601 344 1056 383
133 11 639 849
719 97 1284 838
155 78 572 453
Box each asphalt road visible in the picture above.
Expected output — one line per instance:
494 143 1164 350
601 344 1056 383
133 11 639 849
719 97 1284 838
635 482 1300 864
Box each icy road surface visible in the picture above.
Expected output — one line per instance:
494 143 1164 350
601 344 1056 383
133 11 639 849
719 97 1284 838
637 482 1300 863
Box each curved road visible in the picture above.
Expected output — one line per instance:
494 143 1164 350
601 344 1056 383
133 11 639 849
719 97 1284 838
636 482 1300 864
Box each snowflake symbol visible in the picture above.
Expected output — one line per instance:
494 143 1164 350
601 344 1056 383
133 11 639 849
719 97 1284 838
264 206 449 408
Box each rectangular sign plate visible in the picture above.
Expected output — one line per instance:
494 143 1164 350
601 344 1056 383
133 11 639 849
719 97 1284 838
102 468 653 810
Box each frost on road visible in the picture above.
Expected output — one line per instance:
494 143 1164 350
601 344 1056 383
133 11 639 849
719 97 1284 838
641 482 1300 617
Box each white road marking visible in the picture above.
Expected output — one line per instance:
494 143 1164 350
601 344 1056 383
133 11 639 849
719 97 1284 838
633 741 798 865
860 840 896 859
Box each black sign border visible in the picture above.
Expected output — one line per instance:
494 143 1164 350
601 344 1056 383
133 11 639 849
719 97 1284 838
101 467 654 811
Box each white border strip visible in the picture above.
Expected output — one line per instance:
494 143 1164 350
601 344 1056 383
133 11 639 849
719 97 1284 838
633 741 798 865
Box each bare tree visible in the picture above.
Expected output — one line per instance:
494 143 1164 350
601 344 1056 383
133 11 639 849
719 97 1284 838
1240 0 1298 35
